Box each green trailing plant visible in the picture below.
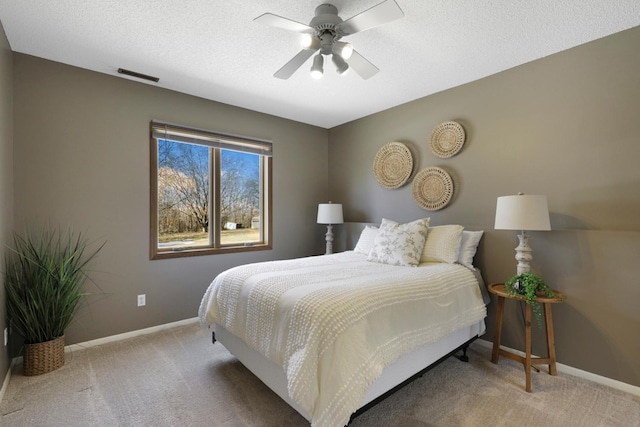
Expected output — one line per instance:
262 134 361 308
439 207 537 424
4 227 105 344
504 272 564 326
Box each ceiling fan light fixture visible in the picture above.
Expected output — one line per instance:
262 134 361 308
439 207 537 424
301 33 321 50
310 54 324 79
331 54 349 75
256 0 404 80
333 41 353 59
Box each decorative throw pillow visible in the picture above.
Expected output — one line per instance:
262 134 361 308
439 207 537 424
353 226 379 255
420 224 464 264
457 230 484 268
367 218 430 267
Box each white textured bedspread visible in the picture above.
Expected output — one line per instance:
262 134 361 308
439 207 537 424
198 251 486 427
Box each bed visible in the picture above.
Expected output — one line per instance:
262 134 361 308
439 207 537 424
199 220 488 427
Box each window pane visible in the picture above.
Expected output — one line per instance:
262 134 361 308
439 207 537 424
157 139 210 250
220 149 261 245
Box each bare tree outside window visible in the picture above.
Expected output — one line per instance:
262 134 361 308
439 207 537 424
220 150 261 244
158 141 209 239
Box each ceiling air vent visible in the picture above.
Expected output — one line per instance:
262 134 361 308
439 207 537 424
117 68 159 83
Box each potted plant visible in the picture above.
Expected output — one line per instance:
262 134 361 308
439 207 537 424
504 272 564 326
4 227 104 376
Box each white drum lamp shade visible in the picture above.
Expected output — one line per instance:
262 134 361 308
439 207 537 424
495 194 550 275
317 203 343 255
317 203 344 225
495 195 550 231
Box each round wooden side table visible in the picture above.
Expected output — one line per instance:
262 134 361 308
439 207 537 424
488 282 567 392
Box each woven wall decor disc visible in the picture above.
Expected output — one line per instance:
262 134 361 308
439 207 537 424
372 141 413 189
429 121 465 158
412 166 454 211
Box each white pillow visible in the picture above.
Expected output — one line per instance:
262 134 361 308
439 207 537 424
420 224 464 264
457 230 484 268
353 226 379 255
367 218 430 267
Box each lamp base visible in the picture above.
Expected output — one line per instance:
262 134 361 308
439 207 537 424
515 231 533 275
324 224 334 255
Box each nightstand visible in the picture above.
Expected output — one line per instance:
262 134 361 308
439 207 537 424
488 282 567 392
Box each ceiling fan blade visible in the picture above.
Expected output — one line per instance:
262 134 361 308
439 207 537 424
336 0 404 36
274 49 317 79
254 13 314 34
346 50 379 80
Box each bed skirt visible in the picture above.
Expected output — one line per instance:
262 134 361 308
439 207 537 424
214 320 485 422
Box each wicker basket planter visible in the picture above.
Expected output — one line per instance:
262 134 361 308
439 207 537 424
23 335 65 376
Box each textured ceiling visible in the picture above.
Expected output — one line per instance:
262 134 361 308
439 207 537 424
0 1 639 128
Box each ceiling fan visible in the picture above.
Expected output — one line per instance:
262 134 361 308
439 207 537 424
254 0 404 80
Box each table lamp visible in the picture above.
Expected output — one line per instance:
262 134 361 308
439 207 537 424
317 202 343 255
494 193 550 275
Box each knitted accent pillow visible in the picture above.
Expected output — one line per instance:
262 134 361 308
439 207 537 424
368 218 430 266
420 224 464 264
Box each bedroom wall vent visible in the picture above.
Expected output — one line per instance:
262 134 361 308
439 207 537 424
117 68 160 83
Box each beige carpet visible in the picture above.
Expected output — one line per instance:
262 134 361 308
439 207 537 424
1 323 639 427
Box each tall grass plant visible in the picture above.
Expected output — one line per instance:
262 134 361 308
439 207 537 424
4 227 104 344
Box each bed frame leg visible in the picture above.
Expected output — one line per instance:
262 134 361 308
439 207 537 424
458 344 469 362
212 331 216 344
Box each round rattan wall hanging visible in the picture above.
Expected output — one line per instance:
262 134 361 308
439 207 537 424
412 166 454 211
372 141 413 189
429 121 465 158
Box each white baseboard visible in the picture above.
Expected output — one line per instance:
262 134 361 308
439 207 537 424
0 357 17 404
65 317 199 353
475 338 640 397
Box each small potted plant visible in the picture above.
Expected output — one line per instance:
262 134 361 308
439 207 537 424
4 226 104 375
504 272 564 326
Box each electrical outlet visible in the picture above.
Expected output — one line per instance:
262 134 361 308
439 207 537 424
137 294 146 307
4 328 7 346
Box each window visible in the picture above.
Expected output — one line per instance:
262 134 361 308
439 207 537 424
150 121 272 259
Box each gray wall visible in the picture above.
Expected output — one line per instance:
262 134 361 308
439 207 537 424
328 27 640 387
0 20 13 381
12 54 329 346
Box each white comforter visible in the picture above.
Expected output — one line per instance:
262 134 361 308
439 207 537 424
198 251 486 427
